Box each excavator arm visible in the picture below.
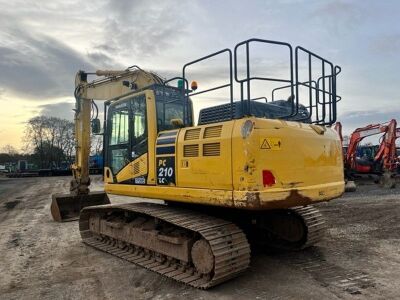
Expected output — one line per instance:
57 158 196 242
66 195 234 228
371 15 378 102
373 119 397 170
344 119 397 188
51 67 162 221
346 123 388 169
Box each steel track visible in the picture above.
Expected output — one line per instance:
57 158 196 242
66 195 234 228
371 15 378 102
79 202 251 289
291 206 327 249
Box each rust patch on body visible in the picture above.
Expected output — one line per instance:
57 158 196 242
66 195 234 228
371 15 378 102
244 192 261 208
285 189 313 203
238 189 320 210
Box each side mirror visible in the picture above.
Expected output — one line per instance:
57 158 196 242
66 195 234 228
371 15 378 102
91 118 102 134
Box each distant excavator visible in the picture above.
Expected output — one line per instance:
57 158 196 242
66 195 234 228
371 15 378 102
396 128 400 173
51 38 344 288
335 120 398 189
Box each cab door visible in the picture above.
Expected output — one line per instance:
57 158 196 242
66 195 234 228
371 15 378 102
107 101 130 176
130 94 147 160
107 92 154 184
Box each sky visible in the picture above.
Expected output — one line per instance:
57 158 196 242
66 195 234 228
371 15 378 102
0 0 399 150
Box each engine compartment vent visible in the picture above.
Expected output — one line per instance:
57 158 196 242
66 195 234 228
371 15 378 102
203 143 221 156
133 162 140 174
185 128 201 140
184 144 199 157
203 125 222 139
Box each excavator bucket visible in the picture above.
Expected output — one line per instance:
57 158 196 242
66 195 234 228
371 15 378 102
51 191 110 222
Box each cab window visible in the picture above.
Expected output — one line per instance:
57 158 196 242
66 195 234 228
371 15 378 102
131 95 147 159
109 107 130 173
110 110 129 145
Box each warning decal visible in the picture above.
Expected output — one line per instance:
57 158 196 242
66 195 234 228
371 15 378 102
260 139 271 149
260 138 282 150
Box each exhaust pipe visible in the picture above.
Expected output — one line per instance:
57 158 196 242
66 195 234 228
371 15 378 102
51 191 110 222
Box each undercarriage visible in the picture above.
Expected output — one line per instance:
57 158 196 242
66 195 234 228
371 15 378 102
79 202 326 288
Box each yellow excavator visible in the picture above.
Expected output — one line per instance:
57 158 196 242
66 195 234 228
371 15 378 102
51 39 344 288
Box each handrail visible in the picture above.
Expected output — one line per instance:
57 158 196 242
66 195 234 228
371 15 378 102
182 48 233 123
171 38 341 126
233 38 295 118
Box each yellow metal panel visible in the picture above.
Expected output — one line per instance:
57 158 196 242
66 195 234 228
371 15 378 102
233 181 344 210
176 121 234 190
144 90 157 185
105 182 234 207
231 117 344 193
82 70 159 101
116 153 148 183
106 114 344 211
104 180 343 210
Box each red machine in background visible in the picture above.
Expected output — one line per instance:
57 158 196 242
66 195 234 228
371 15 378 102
335 119 398 188
396 128 400 173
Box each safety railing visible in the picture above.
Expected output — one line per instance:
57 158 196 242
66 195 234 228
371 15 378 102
234 38 295 119
178 38 341 126
182 49 233 125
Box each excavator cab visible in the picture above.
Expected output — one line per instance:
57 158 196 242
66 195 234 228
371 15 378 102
51 70 192 221
104 85 192 178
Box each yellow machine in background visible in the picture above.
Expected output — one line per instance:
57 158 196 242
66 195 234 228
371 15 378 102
51 39 344 288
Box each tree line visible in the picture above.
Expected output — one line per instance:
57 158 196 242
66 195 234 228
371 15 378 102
23 116 75 168
1 116 102 169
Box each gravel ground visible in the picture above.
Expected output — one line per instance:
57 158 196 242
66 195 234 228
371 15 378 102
0 175 399 300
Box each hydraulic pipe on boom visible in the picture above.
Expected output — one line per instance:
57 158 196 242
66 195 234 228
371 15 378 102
51 67 163 221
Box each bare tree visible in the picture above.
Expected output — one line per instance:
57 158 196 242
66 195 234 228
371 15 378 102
1 144 18 155
91 135 103 155
24 116 75 168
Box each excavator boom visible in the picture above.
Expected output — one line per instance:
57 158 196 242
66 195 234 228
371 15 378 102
342 119 397 188
51 67 163 221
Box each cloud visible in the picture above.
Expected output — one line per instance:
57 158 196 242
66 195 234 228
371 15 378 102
0 0 192 101
369 34 400 56
38 101 75 120
92 0 190 60
87 51 120 69
0 24 95 100
308 1 363 36
339 109 400 134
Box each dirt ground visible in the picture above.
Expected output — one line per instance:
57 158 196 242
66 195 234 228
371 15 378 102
0 176 399 300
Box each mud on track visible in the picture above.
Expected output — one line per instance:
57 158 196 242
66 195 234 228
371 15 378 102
0 176 399 300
